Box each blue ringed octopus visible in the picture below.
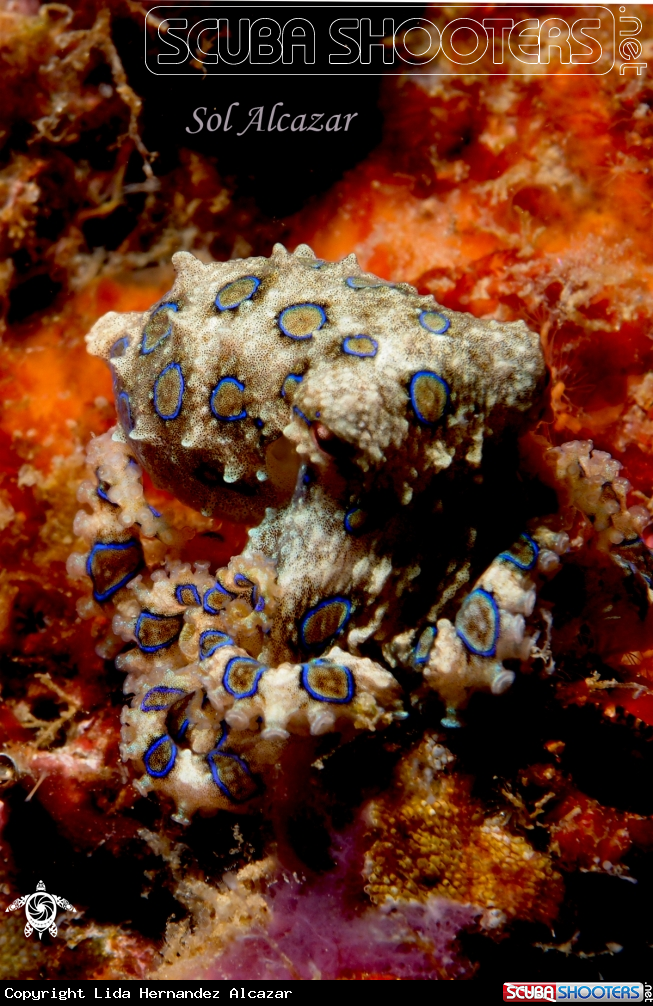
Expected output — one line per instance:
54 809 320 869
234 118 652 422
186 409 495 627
66 244 652 824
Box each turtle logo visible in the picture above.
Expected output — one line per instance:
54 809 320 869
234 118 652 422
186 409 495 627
5 880 75 939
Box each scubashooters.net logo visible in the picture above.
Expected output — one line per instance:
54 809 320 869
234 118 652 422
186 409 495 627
144 5 627 76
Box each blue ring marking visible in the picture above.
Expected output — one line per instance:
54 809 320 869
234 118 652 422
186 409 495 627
141 686 186 712
95 472 117 507
86 539 142 603
293 405 311 426
203 583 233 615
166 692 194 744
175 583 201 606
199 630 234 661
215 276 260 311
301 659 355 704
149 505 162 518
278 303 326 341
419 310 450 335
135 611 182 653
223 656 266 699
280 373 304 399
144 735 177 778
345 276 394 290
409 370 450 427
116 390 133 433
619 537 643 549
498 532 540 571
250 585 265 611
216 570 239 596
141 302 179 355
456 588 499 658
97 484 113 505
153 362 184 421
210 377 247 421
254 418 263 429
413 625 437 667
299 596 352 650
207 748 257 803
109 336 129 359
233 573 253 588
344 507 367 535
342 335 378 358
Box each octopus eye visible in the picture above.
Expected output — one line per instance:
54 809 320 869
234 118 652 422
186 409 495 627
314 423 356 462
193 464 257 496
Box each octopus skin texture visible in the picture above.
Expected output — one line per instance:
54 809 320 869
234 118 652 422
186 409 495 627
67 244 652 824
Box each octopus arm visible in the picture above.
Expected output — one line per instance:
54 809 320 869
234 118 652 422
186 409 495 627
401 439 653 724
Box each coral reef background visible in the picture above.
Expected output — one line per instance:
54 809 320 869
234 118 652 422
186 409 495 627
1 0 653 981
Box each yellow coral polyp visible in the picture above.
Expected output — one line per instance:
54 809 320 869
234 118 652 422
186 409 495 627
364 736 563 926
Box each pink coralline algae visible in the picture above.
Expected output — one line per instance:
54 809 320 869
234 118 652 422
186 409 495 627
164 835 480 981
204 890 478 981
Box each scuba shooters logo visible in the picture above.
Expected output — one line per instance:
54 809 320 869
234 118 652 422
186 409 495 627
145 6 617 76
503 985 644 1001
5 879 75 939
